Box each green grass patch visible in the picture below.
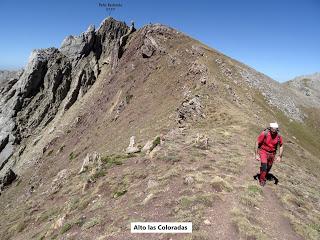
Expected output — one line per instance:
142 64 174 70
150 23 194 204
74 217 86 227
14 219 28 233
248 185 262 194
101 154 133 167
81 217 101 229
239 194 259 208
37 207 60 222
69 152 78 160
179 193 215 210
151 136 161 150
77 196 93 211
210 176 233 192
47 149 54 156
60 223 72 234
113 189 127 198
286 213 320 240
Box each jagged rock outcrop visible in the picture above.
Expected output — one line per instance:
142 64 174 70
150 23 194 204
0 168 17 188
15 48 72 139
60 25 96 61
0 70 23 86
95 18 129 68
0 18 130 174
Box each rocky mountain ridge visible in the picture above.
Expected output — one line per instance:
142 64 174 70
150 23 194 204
283 72 320 108
0 18 130 173
0 18 319 240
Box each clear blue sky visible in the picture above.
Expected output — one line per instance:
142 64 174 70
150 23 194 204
0 0 319 82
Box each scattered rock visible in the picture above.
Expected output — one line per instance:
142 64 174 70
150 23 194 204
194 133 209 149
238 64 304 121
177 95 204 123
191 45 205 56
215 58 232 78
147 179 159 189
142 136 161 153
52 214 67 230
189 62 207 75
126 136 141 154
142 193 154 204
142 140 153 153
204 219 211 225
50 169 69 194
148 145 161 159
184 176 195 185
141 45 155 58
82 179 93 194
79 152 102 174
200 76 207 84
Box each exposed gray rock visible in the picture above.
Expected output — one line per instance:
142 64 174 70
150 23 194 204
60 25 96 60
141 140 153 153
177 95 205 123
95 17 129 68
0 69 23 86
184 176 195 185
187 61 208 85
0 18 130 174
0 134 9 152
50 169 69 194
141 44 155 58
236 63 304 121
147 179 159 189
142 136 161 153
126 136 140 154
119 21 136 58
0 168 17 187
15 49 72 139
79 152 102 174
284 72 320 108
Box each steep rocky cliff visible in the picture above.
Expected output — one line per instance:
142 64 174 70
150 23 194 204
0 18 130 172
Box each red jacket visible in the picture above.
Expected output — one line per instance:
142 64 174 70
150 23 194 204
257 131 283 153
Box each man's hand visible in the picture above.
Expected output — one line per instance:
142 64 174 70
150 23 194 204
276 156 282 162
255 155 260 161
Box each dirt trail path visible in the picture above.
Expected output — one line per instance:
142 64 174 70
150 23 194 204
203 194 238 240
242 154 303 240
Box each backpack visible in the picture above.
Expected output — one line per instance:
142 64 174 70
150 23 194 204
263 127 281 151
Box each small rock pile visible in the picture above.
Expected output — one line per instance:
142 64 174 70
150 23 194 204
177 95 205 123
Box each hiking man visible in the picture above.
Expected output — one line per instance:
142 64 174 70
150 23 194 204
255 123 283 186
